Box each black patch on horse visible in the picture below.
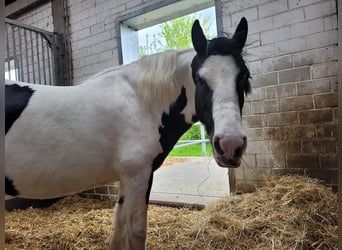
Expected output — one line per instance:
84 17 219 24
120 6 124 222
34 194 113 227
146 87 192 203
5 84 34 134
6 176 19 196
152 87 192 171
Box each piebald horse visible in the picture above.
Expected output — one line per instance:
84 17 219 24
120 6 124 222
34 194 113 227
5 18 251 249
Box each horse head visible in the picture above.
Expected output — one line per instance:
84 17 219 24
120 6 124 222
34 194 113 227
191 18 251 168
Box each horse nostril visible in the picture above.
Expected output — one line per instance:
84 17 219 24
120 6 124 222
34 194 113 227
234 137 246 158
234 146 243 158
214 138 224 155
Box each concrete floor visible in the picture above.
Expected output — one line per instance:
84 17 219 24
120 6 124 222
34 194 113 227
149 157 230 207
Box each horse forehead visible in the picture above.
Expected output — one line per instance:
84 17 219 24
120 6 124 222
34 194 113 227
198 55 239 88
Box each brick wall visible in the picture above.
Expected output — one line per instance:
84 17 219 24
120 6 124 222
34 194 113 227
67 0 162 83
221 0 338 192
16 2 54 32
79 183 119 202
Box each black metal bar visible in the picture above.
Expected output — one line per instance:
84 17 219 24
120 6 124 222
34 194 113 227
18 25 24 82
11 24 17 81
41 35 47 85
29 30 36 83
51 34 57 85
47 44 52 85
6 24 11 80
24 29 30 83
36 32 41 84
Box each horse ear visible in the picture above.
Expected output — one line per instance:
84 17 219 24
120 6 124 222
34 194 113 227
232 17 248 50
191 20 207 57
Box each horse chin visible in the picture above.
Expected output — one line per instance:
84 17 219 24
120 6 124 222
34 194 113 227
214 154 241 168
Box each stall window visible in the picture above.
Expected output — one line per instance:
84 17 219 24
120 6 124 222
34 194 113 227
118 0 220 64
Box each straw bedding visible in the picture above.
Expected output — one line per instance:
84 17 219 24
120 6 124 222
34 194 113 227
5 175 337 250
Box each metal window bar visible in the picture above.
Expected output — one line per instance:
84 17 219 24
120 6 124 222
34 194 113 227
5 18 64 86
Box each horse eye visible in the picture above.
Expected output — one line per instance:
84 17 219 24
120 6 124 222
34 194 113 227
195 75 204 85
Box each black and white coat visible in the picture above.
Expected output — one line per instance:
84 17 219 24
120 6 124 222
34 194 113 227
5 18 251 250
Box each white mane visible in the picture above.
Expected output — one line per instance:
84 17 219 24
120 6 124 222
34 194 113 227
136 50 189 110
86 49 194 112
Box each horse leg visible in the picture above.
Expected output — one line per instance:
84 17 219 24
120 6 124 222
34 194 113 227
109 170 151 250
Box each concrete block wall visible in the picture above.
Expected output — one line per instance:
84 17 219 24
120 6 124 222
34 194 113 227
67 0 162 83
221 0 338 192
79 183 119 203
16 1 54 32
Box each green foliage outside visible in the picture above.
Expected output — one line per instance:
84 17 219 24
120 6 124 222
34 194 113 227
139 15 212 56
179 125 209 140
169 142 213 157
169 125 212 157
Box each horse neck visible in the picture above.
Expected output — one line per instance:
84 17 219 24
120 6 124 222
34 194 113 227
151 49 197 170
170 49 197 124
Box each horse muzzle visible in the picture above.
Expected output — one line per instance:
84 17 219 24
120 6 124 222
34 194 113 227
212 135 247 168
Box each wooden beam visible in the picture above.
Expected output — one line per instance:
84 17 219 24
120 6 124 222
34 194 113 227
5 0 48 18
51 0 64 34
